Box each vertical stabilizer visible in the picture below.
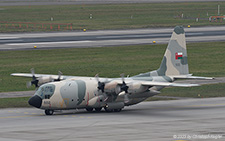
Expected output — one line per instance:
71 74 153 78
133 26 189 78
156 26 189 76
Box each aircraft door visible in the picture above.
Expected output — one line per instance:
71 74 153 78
60 80 86 108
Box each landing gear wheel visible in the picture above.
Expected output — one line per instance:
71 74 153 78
45 109 54 115
86 107 93 112
104 107 113 112
95 107 102 112
114 109 122 112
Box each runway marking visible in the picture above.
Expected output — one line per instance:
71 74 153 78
96 34 171 39
0 115 36 119
0 37 19 39
0 39 23 42
6 40 93 46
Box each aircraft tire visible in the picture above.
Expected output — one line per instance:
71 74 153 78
95 107 102 112
114 109 122 112
104 107 113 112
45 109 54 115
86 107 93 112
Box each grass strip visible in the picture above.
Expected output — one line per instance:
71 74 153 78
0 2 225 32
0 42 225 99
0 97 30 108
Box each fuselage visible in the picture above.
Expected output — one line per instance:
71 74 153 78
28 76 171 111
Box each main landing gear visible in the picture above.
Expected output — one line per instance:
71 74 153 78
85 107 122 112
104 107 122 112
45 109 54 115
85 107 102 112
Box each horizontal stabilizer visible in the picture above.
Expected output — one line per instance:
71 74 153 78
171 74 214 80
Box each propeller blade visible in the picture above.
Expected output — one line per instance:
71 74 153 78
120 73 125 82
26 81 32 88
124 94 129 103
95 74 105 93
32 79 39 87
120 73 129 93
54 71 63 81
30 68 35 80
95 74 99 82
58 71 62 79
27 68 39 88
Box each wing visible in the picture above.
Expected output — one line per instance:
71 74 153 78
11 73 70 80
140 81 199 87
113 79 199 87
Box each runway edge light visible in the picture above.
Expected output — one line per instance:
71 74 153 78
34 46 37 49
188 25 191 28
153 41 156 44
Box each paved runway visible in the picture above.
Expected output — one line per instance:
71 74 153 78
1 26 225 50
0 0 223 6
0 97 224 141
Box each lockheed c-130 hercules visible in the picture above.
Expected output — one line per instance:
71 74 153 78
11 26 213 115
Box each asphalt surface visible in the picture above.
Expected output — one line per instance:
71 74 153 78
1 26 225 50
0 97 224 141
0 0 224 6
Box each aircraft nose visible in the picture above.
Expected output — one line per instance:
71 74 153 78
28 95 42 108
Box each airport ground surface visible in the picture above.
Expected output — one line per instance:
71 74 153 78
1 26 225 50
0 0 224 6
0 97 224 141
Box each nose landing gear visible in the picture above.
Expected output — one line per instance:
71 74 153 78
45 109 54 115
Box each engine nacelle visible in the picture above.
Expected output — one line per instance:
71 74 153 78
127 82 147 94
38 76 54 85
104 81 121 94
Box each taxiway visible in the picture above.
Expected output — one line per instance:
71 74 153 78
1 26 225 50
0 97 224 141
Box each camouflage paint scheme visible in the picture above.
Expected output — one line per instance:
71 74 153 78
11 26 213 115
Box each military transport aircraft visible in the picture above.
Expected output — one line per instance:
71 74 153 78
11 26 213 115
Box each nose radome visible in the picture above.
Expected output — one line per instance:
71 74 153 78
28 95 42 108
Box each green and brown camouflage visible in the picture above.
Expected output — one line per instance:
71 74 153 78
11 26 213 115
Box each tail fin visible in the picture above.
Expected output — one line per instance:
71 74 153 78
133 26 189 78
155 26 189 76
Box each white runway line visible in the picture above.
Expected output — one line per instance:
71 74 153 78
6 40 93 46
0 37 19 39
96 34 172 39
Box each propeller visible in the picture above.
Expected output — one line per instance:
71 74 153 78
120 73 130 103
27 68 39 88
120 73 129 93
55 71 63 81
27 69 63 88
95 74 105 93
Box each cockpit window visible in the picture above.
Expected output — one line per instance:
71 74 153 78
35 84 55 99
